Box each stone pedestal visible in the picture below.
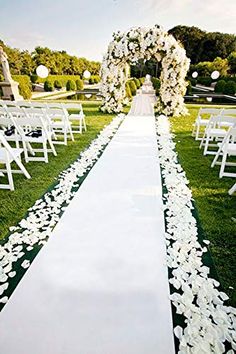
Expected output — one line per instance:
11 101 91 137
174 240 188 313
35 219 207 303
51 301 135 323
0 80 23 101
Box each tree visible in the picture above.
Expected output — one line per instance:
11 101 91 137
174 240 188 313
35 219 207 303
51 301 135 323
228 52 236 75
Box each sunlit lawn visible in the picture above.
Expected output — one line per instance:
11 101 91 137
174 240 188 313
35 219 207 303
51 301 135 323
171 104 236 306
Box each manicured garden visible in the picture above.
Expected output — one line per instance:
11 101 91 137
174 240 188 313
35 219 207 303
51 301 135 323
171 104 236 306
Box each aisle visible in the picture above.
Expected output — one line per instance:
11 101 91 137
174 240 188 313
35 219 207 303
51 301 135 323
0 115 175 354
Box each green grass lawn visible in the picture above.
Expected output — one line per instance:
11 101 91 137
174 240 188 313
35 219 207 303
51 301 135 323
0 101 113 241
170 104 236 306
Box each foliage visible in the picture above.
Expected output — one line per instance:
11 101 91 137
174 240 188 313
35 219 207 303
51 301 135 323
170 104 236 306
169 25 236 64
66 79 76 91
89 75 100 84
186 80 192 94
131 59 160 78
30 74 38 83
125 82 132 98
54 79 62 89
228 52 236 75
151 77 161 94
12 75 32 99
214 80 226 93
127 80 137 96
44 80 54 92
190 57 229 78
133 77 141 88
196 77 212 86
223 80 236 95
139 77 145 85
75 78 84 90
0 40 101 77
37 75 81 86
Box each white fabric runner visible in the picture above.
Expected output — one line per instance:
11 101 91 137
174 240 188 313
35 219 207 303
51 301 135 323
128 93 154 116
0 115 175 354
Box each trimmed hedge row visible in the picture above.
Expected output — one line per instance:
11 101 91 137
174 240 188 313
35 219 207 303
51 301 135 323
34 75 83 87
215 80 236 95
89 75 100 84
12 75 32 99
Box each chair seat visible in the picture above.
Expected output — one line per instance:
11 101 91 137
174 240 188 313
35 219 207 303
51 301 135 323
198 119 210 125
206 128 227 136
68 113 84 120
0 147 23 163
222 143 236 155
51 121 71 127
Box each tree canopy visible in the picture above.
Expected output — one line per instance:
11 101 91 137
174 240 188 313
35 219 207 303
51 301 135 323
0 40 101 78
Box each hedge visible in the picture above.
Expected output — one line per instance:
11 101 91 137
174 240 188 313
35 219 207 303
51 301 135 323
133 77 141 89
44 80 54 92
223 81 236 95
152 77 161 94
75 79 84 90
127 80 137 96
36 75 82 87
89 75 100 84
12 75 32 99
66 80 76 91
125 82 132 99
214 80 226 93
54 79 62 89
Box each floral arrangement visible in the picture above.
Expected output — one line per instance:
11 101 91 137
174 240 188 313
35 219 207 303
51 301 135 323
156 114 236 354
100 25 190 116
0 114 125 305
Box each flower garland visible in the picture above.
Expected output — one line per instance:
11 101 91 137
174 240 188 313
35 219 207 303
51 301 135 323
0 114 125 306
100 25 190 116
156 115 236 354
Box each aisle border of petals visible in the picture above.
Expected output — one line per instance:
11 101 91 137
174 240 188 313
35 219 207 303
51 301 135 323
0 114 125 307
155 114 236 354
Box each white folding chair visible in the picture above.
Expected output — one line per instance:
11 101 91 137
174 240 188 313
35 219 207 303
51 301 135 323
192 108 223 140
11 108 57 163
211 127 236 178
200 115 236 156
45 107 74 145
0 132 31 191
228 183 236 195
61 102 87 134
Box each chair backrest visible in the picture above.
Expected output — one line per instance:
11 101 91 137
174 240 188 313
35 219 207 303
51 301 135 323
30 101 48 109
5 106 25 118
1 100 18 107
17 101 32 108
47 102 63 109
197 108 223 121
219 115 236 126
45 107 68 121
222 108 236 117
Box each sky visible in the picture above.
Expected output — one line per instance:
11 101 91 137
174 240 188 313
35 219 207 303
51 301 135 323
0 0 235 61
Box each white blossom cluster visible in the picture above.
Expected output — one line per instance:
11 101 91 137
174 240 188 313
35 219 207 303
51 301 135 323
156 115 236 354
100 25 190 116
0 114 125 306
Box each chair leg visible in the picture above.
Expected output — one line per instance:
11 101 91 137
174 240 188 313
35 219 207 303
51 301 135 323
229 183 236 195
195 124 200 140
43 140 48 163
203 136 210 155
219 152 227 178
48 138 57 156
6 161 14 191
69 125 74 141
211 147 221 167
23 141 29 162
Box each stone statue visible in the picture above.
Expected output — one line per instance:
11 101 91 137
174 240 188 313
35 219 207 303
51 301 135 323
0 46 13 82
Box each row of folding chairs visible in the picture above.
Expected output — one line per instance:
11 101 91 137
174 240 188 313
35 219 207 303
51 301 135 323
192 107 236 195
0 100 87 191
0 99 87 136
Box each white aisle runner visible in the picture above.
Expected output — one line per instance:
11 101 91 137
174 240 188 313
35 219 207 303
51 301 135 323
0 115 175 354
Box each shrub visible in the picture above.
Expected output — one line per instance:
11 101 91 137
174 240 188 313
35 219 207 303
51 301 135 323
66 79 76 91
214 80 226 93
128 80 137 96
12 75 32 99
30 74 38 84
186 81 192 95
125 82 132 99
133 77 141 89
197 77 212 86
139 77 145 85
44 80 54 92
189 78 197 86
54 79 62 89
89 77 94 84
152 78 161 94
76 79 84 90
223 81 236 95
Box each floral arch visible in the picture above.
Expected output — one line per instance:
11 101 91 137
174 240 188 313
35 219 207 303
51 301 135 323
100 25 190 116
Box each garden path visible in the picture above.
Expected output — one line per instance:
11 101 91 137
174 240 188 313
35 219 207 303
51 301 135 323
0 112 175 354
